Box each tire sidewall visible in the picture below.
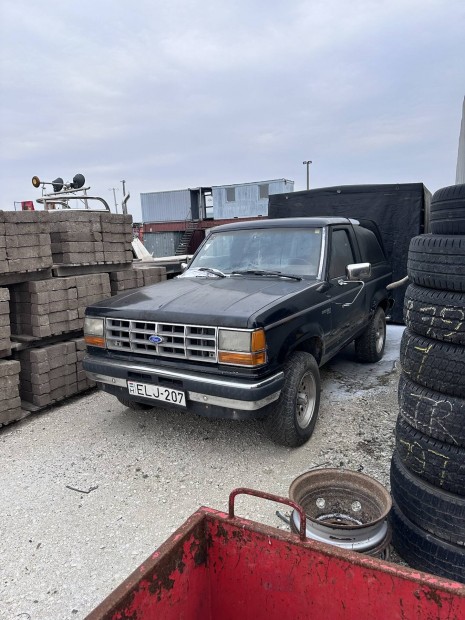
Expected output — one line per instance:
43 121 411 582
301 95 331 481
267 351 321 446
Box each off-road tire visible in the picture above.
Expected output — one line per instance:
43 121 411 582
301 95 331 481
404 284 465 345
398 373 465 447
354 306 386 363
390 500 465 584
390 451 465 546
265 351 320 448
396 416 465 496
116 396 153 411
407 234 465 292
430 183 465 235
400 329 465 398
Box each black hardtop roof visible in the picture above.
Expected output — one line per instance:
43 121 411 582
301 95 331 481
211 217 355 233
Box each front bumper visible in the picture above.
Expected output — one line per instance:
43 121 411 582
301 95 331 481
83 355 284 420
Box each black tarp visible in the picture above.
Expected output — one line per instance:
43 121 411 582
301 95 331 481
268 183 431 323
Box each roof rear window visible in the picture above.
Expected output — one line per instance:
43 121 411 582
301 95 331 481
355 226 386 264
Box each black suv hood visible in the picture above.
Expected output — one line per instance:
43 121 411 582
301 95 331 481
87 276 319 328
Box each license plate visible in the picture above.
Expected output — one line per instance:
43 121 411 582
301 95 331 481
127 381 186 406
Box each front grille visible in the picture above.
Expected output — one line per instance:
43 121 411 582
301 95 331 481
105 318 218 362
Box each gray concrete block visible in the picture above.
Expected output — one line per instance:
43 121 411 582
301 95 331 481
0 404 23 425
0 384 20 400
0 360 20 377
27 349 48 364
51 241 103 253
20 391 51 407
7 257 52 272
2 211 48 223
0 315 10 328
21 379 51 395
6 246 51 260
48 211 101 222
1 374 20 389
0 325 11 339
5 222 50 235
6 233 50 248
50 231 103 243
50 220 102 234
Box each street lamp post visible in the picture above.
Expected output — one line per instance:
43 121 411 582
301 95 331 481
303 160 312 190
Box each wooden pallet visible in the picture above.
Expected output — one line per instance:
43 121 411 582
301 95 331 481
0 346 12 359
20 386 96 413
11 330 83 351
0 268 53 286
51 261 132 277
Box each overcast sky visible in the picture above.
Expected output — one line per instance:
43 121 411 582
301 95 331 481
1 0 464 221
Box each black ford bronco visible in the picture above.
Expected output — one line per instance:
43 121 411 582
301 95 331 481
83 217 393 446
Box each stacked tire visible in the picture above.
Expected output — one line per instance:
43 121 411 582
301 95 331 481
390 184 465 584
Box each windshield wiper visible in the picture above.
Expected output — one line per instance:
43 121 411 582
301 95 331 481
231 269 302 281
197 267 227 278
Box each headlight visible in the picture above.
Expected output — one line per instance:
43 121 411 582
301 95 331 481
218 330 251 352
84 317 105 347
218 329 266 366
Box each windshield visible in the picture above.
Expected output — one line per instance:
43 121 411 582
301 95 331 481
186 227 323 278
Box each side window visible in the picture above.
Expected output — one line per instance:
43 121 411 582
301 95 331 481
329 229 355 279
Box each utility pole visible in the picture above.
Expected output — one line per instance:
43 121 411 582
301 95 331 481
121 179 126 196
108 187 119 213
303 160 312 190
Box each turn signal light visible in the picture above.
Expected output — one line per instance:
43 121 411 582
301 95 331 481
251 329 266 351
218 351 266 366
84 335 105 347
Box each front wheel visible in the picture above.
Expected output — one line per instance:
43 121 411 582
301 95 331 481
354 306 386 363
265 351 321 447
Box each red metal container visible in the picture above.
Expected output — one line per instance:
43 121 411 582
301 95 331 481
87 489 465 620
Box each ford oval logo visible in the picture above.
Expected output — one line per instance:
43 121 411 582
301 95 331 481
149 335 163 344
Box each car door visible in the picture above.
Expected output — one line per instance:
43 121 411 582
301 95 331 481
324 226 366 355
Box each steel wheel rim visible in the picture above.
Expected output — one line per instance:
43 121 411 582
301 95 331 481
296 371 316 429
375 314 385 354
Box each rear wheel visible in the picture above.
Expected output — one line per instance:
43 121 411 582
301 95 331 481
354 306 386 363
116 396 153 411
265 351 321 447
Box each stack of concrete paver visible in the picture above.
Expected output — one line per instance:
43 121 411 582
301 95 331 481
17 338 94 408
73 337 96 393
0 211 52 274
9 273 111 338
109 265 167 295
0 288 11 355
101 213 133 264
0 360 23 425
48 211 132 265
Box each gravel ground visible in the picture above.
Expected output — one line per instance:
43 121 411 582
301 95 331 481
0 325 404 620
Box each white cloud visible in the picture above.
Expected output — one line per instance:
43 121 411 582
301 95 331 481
0 0 464 219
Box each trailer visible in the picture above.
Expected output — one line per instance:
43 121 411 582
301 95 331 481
86 489 465 619
268 183 431 323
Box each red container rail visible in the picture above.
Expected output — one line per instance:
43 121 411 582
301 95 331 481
87 489 465 620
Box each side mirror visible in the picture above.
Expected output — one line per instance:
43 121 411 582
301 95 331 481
346 263 371 281
181 262 188 271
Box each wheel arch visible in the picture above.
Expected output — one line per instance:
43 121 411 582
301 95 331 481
274 323 324 366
